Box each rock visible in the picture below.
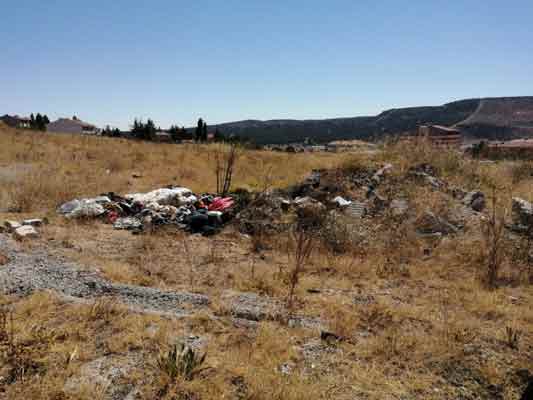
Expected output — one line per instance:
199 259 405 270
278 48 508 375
320 330 342 343
132 172 142 178
57 198 106 219
222 291 282 321
13 225 38 240
22 219 44 227
390 199 409 217
462 191 485 212
4 220 21 232
344 201 366 218
371 163 393 185
288 315 327 331
416 211 459 235
113 217 143 230
512 197 533 228
64 355 139 400
303 170 321 188
125 187 196 207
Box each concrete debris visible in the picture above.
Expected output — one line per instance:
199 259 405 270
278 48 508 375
390 199 409 217
408 164 444 188
416 211 459 235
345 201 366 218
22 218 45 227
222 291 282 321
4 220 21 232
13 225 38 240
511 197 533 232
64 355 140 400
371 163 393 185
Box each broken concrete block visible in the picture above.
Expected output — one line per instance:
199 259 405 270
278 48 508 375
22 219 44 227
4 220 21 232
416 211 459 235
512 197 533 228
13 225 38 240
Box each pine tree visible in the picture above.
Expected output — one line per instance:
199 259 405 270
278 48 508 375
35 113 43 130
195 118 204 142
202 122 208 142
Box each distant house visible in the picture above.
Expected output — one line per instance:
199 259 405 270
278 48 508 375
418 125 462 148
480 139 533 160
46 117 98 135
0 114 31 129
154 131 172 143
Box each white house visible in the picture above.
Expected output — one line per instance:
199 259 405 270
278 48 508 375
46 116 98 135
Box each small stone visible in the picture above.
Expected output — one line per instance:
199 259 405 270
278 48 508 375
462 191 485 212
13 225 38 240
4 220 21 232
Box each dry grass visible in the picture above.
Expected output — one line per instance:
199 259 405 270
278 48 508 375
0 125 349 213
0 127 533 399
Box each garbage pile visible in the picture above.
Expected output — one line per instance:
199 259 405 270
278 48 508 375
57 186 237 236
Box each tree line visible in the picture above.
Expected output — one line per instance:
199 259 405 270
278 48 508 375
128 117 228 143
29 113 50 130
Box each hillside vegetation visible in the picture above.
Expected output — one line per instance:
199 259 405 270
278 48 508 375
209 97 533 144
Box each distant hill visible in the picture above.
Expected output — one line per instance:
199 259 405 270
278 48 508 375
206 97 533 144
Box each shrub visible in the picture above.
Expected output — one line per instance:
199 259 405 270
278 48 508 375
157 343 206 381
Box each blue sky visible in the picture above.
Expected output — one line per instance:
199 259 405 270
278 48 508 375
1 0 532 129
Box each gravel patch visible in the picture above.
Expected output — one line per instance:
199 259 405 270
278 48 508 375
0 234 209 317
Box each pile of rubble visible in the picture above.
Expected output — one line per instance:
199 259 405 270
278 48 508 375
57 186 237 236
236 163 491 245
1 219 46 240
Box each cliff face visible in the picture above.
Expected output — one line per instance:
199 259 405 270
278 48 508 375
209 97 533 144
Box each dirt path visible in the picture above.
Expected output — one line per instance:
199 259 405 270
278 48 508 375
0 234 209 317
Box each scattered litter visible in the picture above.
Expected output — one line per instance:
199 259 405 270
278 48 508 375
58 186 240 236
125 187 195 207
57 198 107 219
332 196 352 207
113 217 143 231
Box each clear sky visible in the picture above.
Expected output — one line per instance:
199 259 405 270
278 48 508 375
1 0 532 130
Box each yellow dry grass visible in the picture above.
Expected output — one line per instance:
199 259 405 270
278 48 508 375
0 125 350 213
0 126 532 399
